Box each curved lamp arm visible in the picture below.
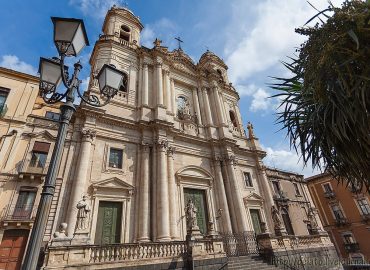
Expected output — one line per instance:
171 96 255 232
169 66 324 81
75 79 112 107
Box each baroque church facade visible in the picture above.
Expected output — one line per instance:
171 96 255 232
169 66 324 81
68 6 276 244
0 6 340 270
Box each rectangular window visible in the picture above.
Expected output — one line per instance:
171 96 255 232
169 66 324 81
13 189 36 219
357 198 370 215
29 142 50 168
0 87 9 114
343 234 355 244
244 172 253 187
293 183 301 195
109 148 123 169
323 183 332 193
331 205 344 220
45 111 60 121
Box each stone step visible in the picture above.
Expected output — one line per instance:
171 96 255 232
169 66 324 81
228 255 280 270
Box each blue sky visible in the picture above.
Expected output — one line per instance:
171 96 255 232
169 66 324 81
0 0 344 176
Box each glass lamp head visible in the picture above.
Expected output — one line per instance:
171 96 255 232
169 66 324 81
38 57 63 93
51 17 89 56
97 64 127 98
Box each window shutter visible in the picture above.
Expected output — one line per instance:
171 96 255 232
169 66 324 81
32 142 51 153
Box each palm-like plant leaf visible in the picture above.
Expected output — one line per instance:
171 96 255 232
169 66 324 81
271 1 370 191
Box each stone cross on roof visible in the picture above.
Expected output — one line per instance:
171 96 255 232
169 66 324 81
175 36 183 50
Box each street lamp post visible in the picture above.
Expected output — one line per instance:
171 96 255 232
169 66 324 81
22 17 127 270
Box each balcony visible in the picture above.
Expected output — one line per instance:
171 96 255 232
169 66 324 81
324 191 336 199
344 242 360 253
335 217 349 226
0 204 38 224
273 191 289 202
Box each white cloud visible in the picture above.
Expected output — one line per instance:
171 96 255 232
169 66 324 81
0 55 37 75
236 84 273 112
262 144 321 177
141 18 178 49
69 0 127 18
224 0 344 84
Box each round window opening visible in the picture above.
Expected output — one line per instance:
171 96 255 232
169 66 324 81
121 25 130 32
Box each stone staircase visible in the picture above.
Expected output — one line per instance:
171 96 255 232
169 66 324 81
228 255 281 270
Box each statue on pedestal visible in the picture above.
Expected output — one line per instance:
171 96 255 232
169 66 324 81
185 199 198 230
271 205 286 236
76 195 91 231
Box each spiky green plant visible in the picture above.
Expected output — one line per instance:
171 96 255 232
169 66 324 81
271 0 370 190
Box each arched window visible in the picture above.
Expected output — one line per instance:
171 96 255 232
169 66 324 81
216 69 224 82
229 110 238 127
119 25 130 42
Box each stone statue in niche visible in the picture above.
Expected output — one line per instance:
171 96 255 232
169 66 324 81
307 207 319 232
76 195 91 231
271 205 283 230
185 199 198 230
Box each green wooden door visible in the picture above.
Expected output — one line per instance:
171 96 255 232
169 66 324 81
250 209 262 234
184 188 208 234
95 201 122 245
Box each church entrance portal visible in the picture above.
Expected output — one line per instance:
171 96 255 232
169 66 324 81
183 188 208 235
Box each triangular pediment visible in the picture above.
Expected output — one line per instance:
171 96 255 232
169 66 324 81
245 192 264 202
22 130 57 140
92 177 134 191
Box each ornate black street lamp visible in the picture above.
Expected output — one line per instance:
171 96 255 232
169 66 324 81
22 17 126 270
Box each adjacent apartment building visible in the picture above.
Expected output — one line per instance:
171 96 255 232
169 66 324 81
0 67 62 270
307 173 370 265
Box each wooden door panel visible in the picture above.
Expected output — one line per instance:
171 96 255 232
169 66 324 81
95 201 122 245
0 230 29 270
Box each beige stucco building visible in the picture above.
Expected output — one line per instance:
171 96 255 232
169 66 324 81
0 6 341 270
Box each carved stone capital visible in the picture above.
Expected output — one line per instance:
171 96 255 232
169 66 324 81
156 139 168 151
224 155 237 166
167 146 176 157
141 143 151 153
81 128 96 142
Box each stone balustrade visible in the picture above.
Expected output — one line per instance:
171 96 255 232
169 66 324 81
257 232 333 252
44 239 225 269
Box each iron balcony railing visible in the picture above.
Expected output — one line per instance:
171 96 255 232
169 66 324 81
0 204 38 221
335 217 348 226
344 242 360 253
324 191 336 199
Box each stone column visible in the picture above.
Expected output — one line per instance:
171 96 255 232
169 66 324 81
258 168 275 234
156 140 171 241
192 88 202 125
66 129 95 237
202 87 213 126
137 144 150 242
142 63 149 106
137 61 142 107
214 159 232 232
221 161 239 233
170 79 176 115
225 156 249 232
167 146 179 239
156 63 164 106
164 70 171 111
212 84 226 126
